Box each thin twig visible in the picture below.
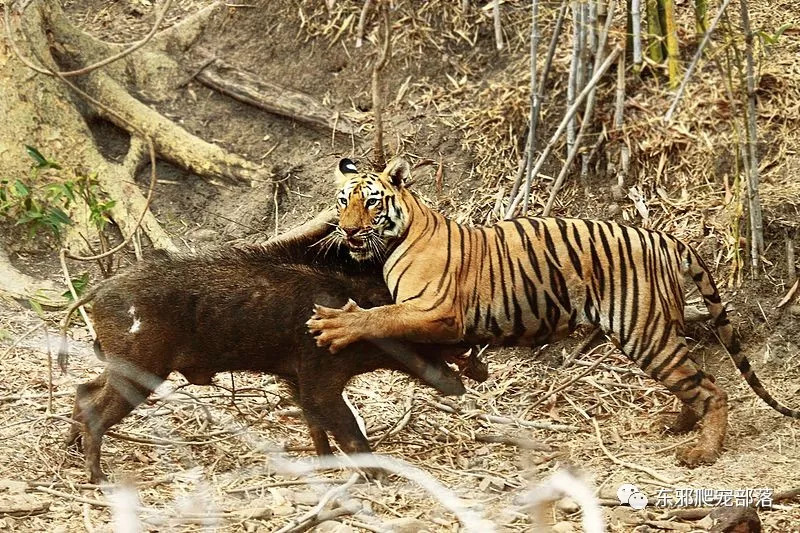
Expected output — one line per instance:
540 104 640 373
273 474 360 533
371 2 391 169
592 418 677 485
59 249 96 340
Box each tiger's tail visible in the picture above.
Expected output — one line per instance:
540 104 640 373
684 245 800 419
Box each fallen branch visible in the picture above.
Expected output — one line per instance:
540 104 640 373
273 474 360 533
196 56 357 136
592 418 677 485
475 433 553 451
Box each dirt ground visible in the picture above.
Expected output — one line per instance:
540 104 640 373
1 1 799 531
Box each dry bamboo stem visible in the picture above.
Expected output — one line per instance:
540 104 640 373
521 0 540 214
664 0 733 123
508 0 568 206
576 1 586 92
787 231 796 284
663 0 680 88
567 1 580 153
543 0 617 215
614 47 628 189
506 46 623 217
739 0 764 270
631 0 643 70
356 0 372 48
494 0 503 50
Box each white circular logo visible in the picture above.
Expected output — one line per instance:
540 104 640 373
617 483 638 505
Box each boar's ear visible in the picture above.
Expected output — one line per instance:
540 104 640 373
383 157 411 189
335 158 358 187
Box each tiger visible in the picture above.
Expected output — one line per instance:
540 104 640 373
307 157 800 466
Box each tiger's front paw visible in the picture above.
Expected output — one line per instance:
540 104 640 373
307 299 364 353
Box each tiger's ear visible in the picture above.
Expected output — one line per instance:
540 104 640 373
335 158 358 187
384 157 411 189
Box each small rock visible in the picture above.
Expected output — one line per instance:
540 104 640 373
610 184 626 200
314 522 356 533
709 506 762 533
384 517 432 533
292 491 320 506
271 504 294 517
552 521 578 533
556 497 579 514
607 203 621 216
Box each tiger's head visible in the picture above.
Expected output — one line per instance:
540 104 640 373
329 157 412 261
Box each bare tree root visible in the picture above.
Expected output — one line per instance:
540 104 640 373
0 249 66 307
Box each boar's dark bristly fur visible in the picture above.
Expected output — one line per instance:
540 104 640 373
60 217 487 483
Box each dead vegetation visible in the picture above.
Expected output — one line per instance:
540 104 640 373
1 0 799 531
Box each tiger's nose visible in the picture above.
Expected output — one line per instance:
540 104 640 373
342 227 361 238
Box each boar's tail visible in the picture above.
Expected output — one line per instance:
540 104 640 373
58 286 101 374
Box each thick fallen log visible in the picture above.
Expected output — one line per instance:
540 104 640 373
197 56 358 136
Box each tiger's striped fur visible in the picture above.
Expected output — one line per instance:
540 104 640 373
308 157 800 466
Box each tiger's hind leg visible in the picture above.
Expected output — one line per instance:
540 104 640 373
624 336 728 466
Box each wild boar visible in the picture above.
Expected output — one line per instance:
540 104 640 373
59 216 487 483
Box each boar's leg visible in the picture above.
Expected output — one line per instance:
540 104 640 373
67 373 108 448
296 375 372 457
285 380 334 456
77 363 167 483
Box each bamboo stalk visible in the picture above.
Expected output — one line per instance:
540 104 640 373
645 0 664 63
695 0 708 37
508 0 568 206
522 0 540 214
544 0 617 215
576 1 587 92
356 0 372 48
663 0 680 88
664 0 733 123
567 1 580 153
614 46 629 189
506 46 623 218
494 0 504 50
631 0 643 71
739 0 764 271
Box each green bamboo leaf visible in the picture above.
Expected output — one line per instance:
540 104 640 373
13 180 29 197
25 145 48 168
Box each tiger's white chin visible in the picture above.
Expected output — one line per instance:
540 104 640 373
347 245 373 261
